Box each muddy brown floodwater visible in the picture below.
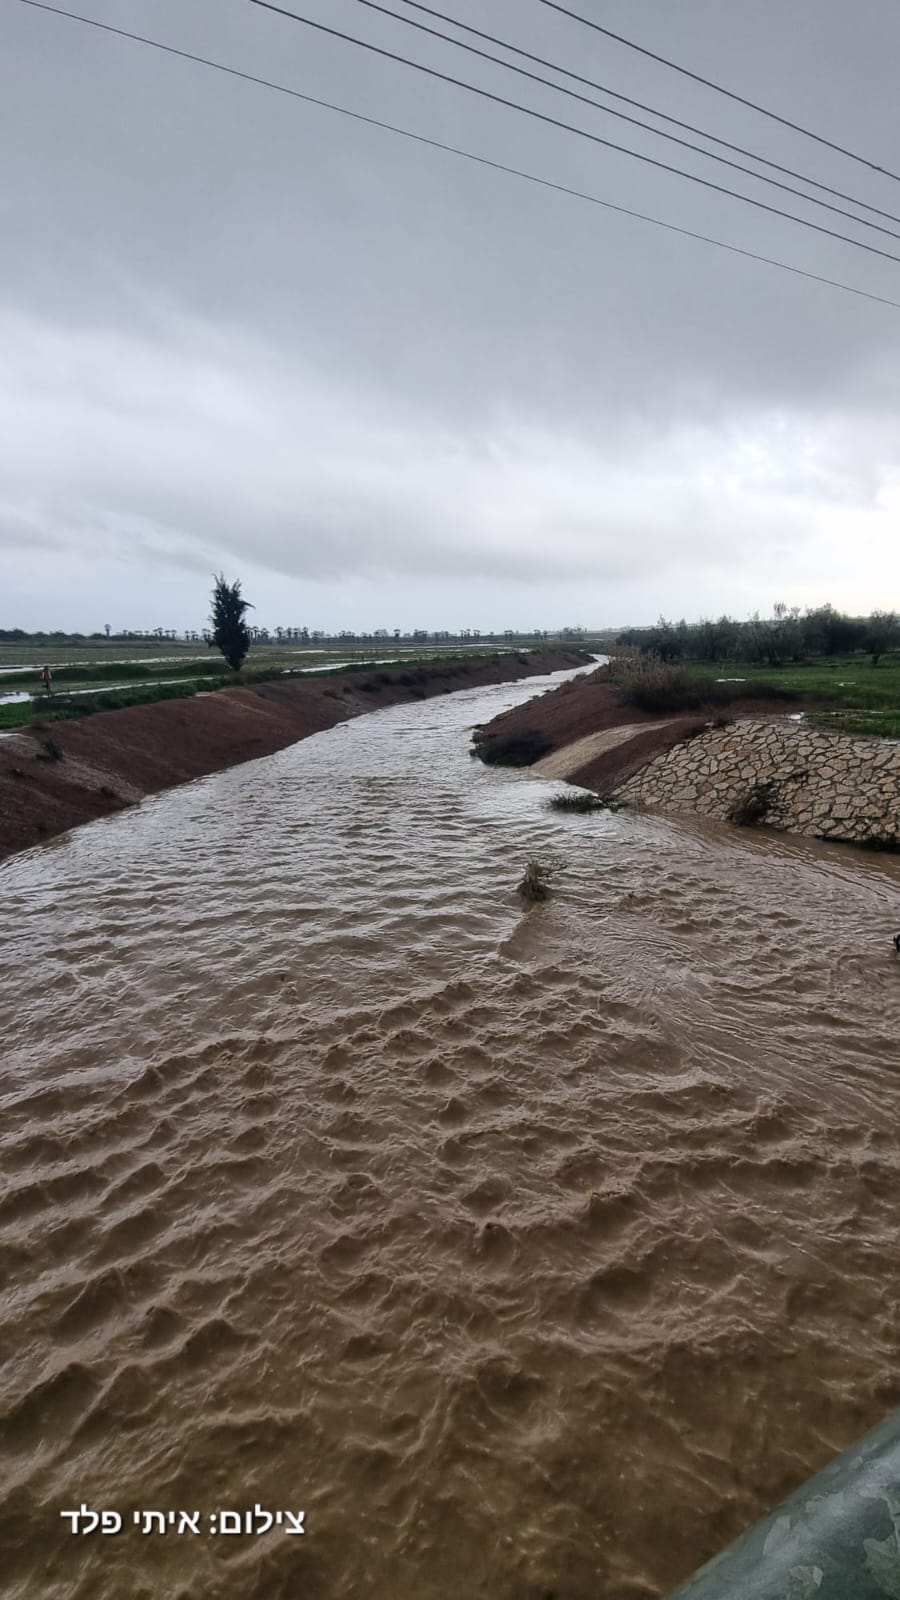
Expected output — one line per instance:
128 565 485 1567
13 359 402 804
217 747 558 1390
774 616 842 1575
2 663 900 1600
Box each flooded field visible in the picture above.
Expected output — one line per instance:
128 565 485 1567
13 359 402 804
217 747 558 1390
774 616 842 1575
2 663 899 1599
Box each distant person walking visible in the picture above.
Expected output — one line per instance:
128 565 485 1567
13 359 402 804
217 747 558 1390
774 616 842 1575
41 664 52 696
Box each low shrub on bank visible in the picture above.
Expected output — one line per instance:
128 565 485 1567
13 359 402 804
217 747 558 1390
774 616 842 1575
613 653 799 713
35 736 64 762
728 781 776 827
472 730 553 767
612 654 695 710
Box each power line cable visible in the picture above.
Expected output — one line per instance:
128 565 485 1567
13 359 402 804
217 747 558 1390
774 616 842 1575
540 0 900 184
249 0 900 266
12 1 900 312
389 0 900 229
346 0 900 241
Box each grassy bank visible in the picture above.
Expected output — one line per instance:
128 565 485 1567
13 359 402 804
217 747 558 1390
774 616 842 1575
607 653 900 735
684 656 900 705
688 658 900 738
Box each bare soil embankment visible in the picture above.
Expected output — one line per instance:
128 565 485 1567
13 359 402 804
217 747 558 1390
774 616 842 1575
473 663 818 795
0 652 587 861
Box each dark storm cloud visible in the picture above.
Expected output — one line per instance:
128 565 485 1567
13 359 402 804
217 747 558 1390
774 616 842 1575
1 0 899 626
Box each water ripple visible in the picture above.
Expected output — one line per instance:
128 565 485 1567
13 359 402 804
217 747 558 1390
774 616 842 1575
1 665 899 1597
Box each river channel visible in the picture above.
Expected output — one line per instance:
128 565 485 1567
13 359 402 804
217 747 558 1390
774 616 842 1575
2 663 899 1599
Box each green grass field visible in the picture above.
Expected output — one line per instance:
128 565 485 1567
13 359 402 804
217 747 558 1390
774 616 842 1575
607 652 900 737
685 657 900 738
686 656 900 705
810 710 900 738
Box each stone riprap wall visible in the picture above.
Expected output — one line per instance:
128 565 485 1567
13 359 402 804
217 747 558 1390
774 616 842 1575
616 719 900 845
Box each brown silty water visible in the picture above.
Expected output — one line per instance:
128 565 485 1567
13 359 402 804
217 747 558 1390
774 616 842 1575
1 663 899 1600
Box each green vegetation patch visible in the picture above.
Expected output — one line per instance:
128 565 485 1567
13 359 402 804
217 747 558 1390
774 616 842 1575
547 791 604 813
613 651 900 723
613 655 798 714
0 680 223 730
616 605 900 668
546 790 624 813
812 711 900 739
0 659 220 690
687 657 900 710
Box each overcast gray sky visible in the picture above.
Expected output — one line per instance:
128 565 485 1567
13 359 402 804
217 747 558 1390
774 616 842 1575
2 0 899 632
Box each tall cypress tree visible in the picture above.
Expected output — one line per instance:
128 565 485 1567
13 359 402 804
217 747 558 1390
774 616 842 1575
209 574 253 671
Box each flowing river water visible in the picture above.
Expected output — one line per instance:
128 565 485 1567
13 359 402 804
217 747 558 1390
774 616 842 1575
2 663 900 1600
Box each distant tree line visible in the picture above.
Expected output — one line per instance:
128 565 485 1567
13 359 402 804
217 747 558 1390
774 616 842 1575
616 604 900 667
0 623 596 647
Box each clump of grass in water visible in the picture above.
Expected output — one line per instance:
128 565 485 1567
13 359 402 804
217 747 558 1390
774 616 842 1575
517 856 564 902
546 791 604 813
